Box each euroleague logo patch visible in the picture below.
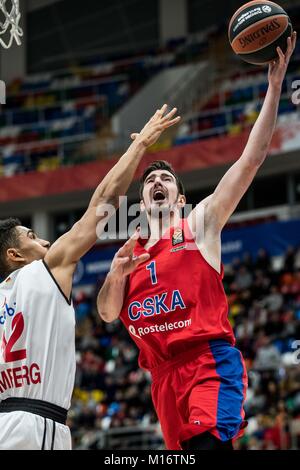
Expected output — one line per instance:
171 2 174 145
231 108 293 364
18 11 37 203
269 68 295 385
262 5 272 13
172 228 184 246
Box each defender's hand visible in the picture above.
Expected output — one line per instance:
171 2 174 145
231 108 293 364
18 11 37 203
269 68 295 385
131 104 181 148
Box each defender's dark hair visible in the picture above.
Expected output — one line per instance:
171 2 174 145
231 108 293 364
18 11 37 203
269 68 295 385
0 218 21 280
139 160 185 199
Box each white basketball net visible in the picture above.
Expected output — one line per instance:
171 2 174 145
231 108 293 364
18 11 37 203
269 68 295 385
0 0 23 49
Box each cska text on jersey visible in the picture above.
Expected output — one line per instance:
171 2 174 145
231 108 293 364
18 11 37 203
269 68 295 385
128 289 186 321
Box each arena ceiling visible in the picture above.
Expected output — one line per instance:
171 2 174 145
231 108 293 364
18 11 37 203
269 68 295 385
26 0 63 12
26 0 159 72
25 0 299 73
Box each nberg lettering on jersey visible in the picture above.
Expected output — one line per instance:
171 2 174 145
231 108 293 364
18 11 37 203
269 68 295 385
128 289 186 321
0 363 41 393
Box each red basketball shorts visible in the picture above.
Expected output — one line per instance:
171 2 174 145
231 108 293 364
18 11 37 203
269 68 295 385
150 340 248 450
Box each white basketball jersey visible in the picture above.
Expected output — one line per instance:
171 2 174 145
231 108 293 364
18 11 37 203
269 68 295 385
0 260 76 409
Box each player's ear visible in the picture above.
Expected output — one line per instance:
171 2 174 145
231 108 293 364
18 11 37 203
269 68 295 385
7 248 26 264
140 199 145 212
177 194 186 208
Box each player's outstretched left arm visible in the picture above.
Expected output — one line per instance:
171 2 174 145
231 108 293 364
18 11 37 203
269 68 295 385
195 32 296 234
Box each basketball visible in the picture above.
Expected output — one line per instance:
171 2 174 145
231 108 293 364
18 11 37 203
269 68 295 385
228 1 293 64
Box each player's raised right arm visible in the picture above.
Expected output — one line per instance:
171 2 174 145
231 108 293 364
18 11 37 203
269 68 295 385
97 232 150 323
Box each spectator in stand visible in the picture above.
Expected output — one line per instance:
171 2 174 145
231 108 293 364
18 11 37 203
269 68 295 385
263 286 284 313
255 248 271 272
242 252 254 271
284 246 296 272
235 265 253 290
254 336 282 371
251 269 271 301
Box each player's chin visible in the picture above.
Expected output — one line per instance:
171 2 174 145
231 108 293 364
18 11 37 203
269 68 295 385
150 201 172 213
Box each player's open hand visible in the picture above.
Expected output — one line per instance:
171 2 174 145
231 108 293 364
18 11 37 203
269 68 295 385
109 230 150 280
268 31 297 90
130 104 181 148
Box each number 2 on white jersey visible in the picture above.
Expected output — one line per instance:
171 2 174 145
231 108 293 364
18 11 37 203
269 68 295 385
0 312 27 363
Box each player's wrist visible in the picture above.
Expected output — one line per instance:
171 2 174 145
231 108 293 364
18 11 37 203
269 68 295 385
134 129 157 150
130 134 148 150
107 270 126 284
268 80 283 95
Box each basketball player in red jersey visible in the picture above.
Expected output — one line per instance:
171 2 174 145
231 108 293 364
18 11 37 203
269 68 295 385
98 34 296 450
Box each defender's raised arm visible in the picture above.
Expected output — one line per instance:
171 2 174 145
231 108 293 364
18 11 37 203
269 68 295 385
44 105 180 298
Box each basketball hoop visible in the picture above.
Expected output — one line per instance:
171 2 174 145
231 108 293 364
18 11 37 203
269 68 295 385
0 0 23 49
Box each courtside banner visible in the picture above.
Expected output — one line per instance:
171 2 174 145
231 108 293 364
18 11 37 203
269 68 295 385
0 121 296 203
221 218 300 265
73 242 121 287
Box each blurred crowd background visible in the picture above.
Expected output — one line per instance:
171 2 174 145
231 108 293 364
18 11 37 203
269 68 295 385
1 0 300 450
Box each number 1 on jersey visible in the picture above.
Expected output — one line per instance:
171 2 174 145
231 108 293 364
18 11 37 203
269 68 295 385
146 261 158 285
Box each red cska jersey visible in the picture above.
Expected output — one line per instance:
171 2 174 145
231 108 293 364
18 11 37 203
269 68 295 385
120 219 235 371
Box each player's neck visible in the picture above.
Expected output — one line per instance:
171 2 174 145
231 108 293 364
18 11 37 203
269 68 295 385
144 211 181 249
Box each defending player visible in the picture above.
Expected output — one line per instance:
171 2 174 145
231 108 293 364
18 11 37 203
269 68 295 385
97 34 296 450
0 105 180 450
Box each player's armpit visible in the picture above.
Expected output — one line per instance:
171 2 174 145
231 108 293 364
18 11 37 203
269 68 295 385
187 194 213 237
205 157 259 231
43 261 75 305
43 204 113 302
187 196 222 274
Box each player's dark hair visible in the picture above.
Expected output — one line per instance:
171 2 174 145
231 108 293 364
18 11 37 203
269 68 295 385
0 218 22 280
139 160 185 199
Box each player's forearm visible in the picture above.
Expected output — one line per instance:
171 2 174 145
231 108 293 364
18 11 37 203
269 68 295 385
207 86 282 230
89 138 147 209
97 272 126 323
241 84 281 167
